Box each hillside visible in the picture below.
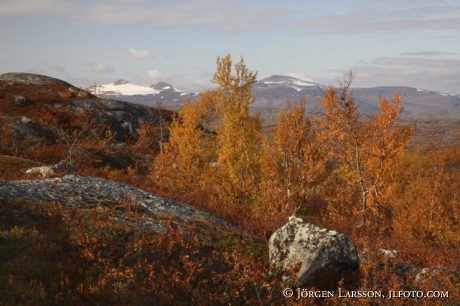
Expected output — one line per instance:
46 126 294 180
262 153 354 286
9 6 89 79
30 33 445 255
0 72 274 304
0 71 459 305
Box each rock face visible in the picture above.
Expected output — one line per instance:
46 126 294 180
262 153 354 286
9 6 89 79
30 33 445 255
73 99 172 140
269 217 359 285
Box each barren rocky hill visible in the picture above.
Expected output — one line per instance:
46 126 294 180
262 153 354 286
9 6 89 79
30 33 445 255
0 72 173 142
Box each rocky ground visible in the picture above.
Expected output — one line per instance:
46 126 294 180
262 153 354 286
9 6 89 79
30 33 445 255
0 174 235 234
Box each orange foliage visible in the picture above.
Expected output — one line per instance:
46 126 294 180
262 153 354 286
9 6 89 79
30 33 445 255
318 72 415 231
258 96 328 220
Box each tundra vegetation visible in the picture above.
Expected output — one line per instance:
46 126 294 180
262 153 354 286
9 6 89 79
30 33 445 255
0 56 459 305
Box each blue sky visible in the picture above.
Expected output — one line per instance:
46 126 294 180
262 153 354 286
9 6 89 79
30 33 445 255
1 0 459 94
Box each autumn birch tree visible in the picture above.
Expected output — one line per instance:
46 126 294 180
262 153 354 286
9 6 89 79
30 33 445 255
258 96 327 218
152 98 210 200
319 72 415 229
210 54 263 215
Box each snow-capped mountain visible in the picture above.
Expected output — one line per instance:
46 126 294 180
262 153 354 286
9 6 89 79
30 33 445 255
95 79 160 96
90 79 195 107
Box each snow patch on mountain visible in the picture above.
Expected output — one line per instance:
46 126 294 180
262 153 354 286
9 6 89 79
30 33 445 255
256 75 322 89
416 88 455 97
94 79 160 96
416 88 432 94
91 79 190 97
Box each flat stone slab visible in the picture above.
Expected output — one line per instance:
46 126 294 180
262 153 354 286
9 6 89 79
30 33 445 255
0 175 231 232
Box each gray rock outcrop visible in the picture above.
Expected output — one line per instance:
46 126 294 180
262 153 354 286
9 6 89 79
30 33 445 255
0 72 73 86
73 99 171 141
269 217 359 285
0 175 232 233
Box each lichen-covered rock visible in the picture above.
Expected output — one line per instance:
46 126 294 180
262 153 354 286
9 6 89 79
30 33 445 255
13 95 28 105
26 165 55 177
21 116 32 123
0 175 234 233
26 162 78 177
269 217 359 285
414 266 459 290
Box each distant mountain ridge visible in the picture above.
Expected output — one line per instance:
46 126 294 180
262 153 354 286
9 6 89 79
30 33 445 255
252 75 460 119
91 75 460 119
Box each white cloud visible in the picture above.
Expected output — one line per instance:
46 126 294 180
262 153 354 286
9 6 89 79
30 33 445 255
126 47 155 60
0 0 77 17
296 2 460 34
45 61 65 73
0 0 294 32
91 63 114 73
4 0 459 35
147 69 170 82
173 78 214 93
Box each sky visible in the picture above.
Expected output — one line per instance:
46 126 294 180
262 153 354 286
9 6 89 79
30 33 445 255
1 0 459 94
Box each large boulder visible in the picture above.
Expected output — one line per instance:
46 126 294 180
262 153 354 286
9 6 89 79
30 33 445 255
269 217 359 285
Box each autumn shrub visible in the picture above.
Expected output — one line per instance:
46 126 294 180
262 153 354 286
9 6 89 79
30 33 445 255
0 198 299 305
390 146 460 248
0 82 71 118
0 121 17 155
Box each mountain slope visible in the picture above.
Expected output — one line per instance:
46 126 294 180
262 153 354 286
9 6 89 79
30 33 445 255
252 75 325 110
